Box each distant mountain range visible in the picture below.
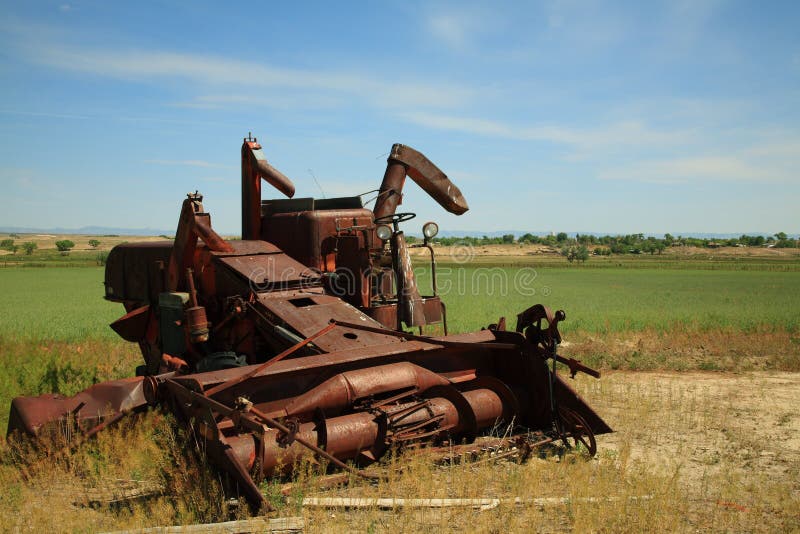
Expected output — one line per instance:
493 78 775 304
1 225 795 239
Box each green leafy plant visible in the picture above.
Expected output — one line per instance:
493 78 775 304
55 240 75 255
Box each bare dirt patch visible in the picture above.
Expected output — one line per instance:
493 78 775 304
576 371 800 487
570 371 800 529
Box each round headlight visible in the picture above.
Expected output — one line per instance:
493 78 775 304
422 221 439 240
376 224 393 240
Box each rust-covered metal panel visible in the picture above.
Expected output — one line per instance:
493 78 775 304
109 305 150 342
211 240 284 256
256 292 400 352
8 377 147 437
216 253 320 288
261 207 374 271
104 241 171 302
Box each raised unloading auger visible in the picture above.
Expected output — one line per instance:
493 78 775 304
7 133 610 512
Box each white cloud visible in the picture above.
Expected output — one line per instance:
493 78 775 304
398 111 694 150
426 13 474 50
22 43 472 110
399 110 799 186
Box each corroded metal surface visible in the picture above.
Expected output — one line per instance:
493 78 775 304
7 133 610 513
373 144 469 219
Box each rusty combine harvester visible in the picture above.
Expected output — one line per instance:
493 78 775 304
8 134 611 511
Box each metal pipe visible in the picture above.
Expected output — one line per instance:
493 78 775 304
241 137 296 240
387 144 469 215
373 161 407 220
272 362 450 419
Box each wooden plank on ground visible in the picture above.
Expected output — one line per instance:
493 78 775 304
102 516 304 534
302 495 653 512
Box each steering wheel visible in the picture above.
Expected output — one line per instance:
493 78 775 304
374 212 416 226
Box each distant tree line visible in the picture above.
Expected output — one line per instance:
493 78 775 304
426 232 798 255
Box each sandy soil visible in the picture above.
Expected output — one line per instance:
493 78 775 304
575 371 800 494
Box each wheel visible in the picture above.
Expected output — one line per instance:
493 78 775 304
557 406 596 456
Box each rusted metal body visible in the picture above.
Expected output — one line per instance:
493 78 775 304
7 134 610 512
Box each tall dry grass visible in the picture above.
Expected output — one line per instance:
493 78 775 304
0 411 245 532
4 371 795 532
564 326 800 372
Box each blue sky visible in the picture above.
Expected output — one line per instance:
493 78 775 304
1 1 798 235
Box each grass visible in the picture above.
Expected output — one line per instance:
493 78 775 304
0 411 238 531
3 372 797 532
0 268 140 431
0 268 121 341
438 254 800 272
0 259 798 531
278 372 800 532
416 264 800 373
417 265 800 334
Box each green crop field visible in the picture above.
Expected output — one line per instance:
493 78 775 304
0 268 121 341
2 265 798 342
0 269 140 431
417 265 800 334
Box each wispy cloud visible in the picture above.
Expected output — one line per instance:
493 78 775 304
175 93 343 110
543 0 630 49
426 11 483 51
400 110 799 186
745 140 800 158
0 109 88 120
144 159 233 169
598 155 794 185
21 43 473 110
398 111 693 149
